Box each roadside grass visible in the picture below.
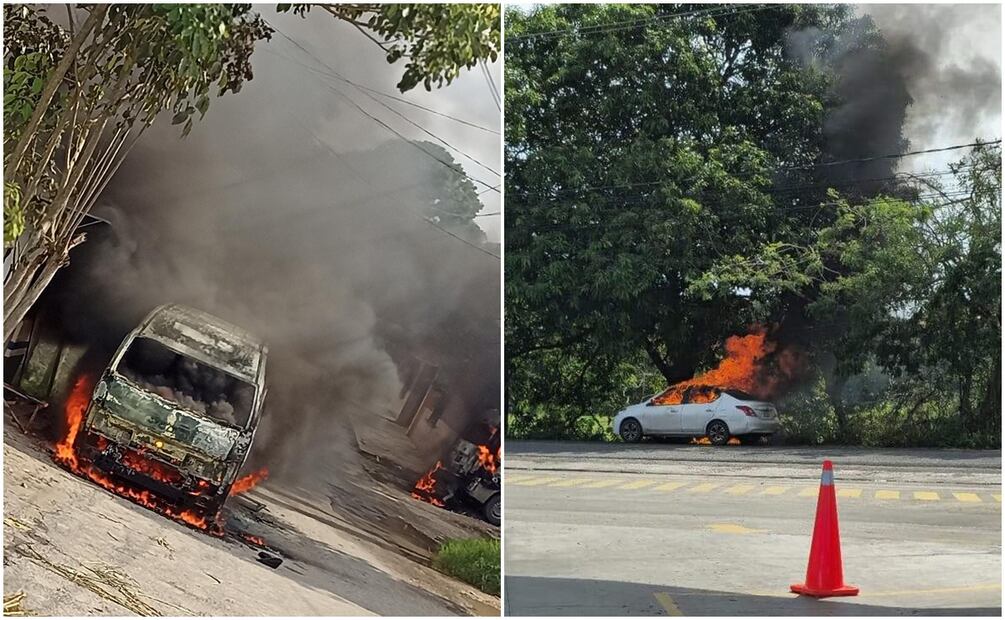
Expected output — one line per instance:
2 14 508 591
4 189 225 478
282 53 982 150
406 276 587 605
433 537 500 596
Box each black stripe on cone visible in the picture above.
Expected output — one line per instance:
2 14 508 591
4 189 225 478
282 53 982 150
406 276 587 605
790 460 859 597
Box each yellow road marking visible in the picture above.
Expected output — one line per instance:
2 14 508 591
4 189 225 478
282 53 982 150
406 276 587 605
620 479 659 490
994 494 1002 503
725 484 755 495
837 488 862 498
952 492 981 503
654 481 687 492
798 487 819 497
580 479 624 489
708 523 761 534
513 477 562 486
875 490 900 500
505 475 534 483
760 486 788 495
653 592 683 616
687 482 720 493
914 491 939 501
550 478 593 488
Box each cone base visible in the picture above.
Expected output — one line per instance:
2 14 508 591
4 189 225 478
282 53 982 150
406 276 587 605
790 583 859 598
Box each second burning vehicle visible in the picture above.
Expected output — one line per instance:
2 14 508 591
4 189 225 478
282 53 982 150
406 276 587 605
67 304 267 523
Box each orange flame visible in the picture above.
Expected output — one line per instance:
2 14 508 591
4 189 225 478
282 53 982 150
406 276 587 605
652 327 797 405
231 468 269 495
53 375 224 534
476 444 499 475
53 374 93 470
241 532 266 546
411 460 445 507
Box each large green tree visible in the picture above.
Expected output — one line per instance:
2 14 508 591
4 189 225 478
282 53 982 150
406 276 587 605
506 5 865 421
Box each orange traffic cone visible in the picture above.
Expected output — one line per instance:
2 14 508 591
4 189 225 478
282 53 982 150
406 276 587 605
790 460 859 598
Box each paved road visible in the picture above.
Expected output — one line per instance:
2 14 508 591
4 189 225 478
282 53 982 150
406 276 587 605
3 423 498 616
504 441 1001 616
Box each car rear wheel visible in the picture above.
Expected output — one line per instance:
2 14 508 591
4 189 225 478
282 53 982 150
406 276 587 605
619 418 643 443
706 420 730 446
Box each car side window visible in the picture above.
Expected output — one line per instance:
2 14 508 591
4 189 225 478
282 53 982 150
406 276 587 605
682 387 720 404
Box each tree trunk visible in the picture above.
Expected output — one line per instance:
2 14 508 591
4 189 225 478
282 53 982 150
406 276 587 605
644 339 695 384
826 373 849 440
3 252 64 342
976 355 1000 434
958 374 974 431
4 5 107 180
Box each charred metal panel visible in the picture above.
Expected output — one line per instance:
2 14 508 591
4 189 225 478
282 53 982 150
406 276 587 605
139 305 263 383
98 378 238 460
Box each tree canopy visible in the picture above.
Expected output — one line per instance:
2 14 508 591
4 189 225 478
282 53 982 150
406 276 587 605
505 4 1000 445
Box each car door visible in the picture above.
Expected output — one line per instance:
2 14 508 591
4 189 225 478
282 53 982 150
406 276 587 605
679 388 720 434
643 390 683 434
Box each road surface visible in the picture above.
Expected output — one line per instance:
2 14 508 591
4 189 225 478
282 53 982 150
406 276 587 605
3 414 499 616
505 441 1001 616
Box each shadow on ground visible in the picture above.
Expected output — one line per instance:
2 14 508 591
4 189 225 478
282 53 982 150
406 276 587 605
504 575 1001 616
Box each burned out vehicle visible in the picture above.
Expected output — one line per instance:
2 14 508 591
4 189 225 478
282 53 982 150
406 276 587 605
440 438 501 526
74 304 267 519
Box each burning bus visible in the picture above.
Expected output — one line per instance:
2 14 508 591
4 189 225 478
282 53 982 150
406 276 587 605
57 304 268 527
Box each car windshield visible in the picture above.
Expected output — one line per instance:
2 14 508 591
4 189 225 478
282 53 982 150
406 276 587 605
116 336 255 428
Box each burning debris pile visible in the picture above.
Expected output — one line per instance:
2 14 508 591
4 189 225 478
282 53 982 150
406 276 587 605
53 374 269 535
653 327 801 406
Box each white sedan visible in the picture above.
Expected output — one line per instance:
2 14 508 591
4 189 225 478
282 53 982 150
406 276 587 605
611 387 780 445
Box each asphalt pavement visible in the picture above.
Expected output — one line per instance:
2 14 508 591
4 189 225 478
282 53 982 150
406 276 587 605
504 441 1002 616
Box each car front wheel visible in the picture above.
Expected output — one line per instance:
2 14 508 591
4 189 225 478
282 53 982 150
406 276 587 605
619 418 643 443
706 421 730 446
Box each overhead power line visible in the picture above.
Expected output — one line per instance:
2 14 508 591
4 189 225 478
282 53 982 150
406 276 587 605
513 189 976 237
265 42 501 180
515 140 1000 197
509 4 779 42
266 24 500 260
261 47 499 135
363 87 500 135
480 59 502 110
269 25 501 196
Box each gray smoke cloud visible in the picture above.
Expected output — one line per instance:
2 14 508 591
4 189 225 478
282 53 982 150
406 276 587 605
48 11 500 485
786 5 1000 185
861 4 1001 174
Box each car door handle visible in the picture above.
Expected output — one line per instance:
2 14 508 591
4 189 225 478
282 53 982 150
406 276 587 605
704 409 713 412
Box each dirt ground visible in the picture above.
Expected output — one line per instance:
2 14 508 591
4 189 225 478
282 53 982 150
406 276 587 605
3 401 499 616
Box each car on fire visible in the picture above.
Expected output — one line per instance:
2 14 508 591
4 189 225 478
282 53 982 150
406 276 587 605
612 386 779 446
73 304 267 520
412 431 501 526
442 439 500 526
